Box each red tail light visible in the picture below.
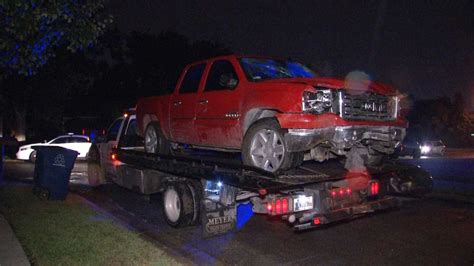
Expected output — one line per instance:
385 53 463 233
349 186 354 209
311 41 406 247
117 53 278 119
369 181 379 195
282 198 288 213
275 199 282 214
313 217 321 225
330 188 353 198
268 197 290 215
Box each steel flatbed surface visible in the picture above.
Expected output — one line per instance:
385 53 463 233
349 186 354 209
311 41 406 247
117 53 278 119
115 149 346 193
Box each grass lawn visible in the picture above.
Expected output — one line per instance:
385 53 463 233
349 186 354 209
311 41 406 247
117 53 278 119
0 186 180 265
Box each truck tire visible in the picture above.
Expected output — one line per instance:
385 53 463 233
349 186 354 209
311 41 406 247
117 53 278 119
87 145 101 164
87 163 106 186
144 122 171 154
162 182 195 228
242 118 303 172
186 180 203 226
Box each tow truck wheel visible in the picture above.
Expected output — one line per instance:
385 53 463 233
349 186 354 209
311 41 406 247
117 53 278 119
162 182 194 228
186 180 203 226
242 118 303 172
144 123 171 155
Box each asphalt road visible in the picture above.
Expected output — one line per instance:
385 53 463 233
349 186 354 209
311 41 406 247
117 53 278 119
3 155 473 265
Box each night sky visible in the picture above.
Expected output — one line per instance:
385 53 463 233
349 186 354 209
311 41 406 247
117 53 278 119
108 0 474 108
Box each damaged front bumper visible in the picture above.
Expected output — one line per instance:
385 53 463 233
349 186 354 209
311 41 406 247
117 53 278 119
293 196 399 231
284 125 406 153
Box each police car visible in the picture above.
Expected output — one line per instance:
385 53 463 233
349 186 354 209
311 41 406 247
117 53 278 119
16 134 91 162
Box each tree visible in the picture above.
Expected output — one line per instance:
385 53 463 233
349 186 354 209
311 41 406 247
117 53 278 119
0 0 111 140
0 0 111 76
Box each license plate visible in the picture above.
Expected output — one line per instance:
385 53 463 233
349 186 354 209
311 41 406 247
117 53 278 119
293 195 313 212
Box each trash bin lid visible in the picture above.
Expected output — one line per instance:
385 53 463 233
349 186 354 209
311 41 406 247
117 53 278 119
31 145 79 155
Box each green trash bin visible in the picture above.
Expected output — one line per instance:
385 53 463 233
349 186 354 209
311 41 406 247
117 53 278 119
32 146 79 200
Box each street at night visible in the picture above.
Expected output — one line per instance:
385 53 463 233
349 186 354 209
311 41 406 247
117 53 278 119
2 1 474 265
3 152 473 265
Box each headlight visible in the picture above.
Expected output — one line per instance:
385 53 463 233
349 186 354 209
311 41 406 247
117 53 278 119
20 147 28 151
302 89 334 114
387 96 400 118
420 145 431 154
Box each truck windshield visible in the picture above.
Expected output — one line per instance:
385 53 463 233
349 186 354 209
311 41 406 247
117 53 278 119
239 57 316 81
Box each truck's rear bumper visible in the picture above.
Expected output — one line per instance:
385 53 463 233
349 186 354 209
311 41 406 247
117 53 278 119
293 196 398 231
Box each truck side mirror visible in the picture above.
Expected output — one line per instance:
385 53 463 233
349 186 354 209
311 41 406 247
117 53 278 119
219 73 238 89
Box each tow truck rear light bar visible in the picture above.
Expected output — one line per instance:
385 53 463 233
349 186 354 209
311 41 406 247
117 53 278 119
267 194 314 215
330 187 352 198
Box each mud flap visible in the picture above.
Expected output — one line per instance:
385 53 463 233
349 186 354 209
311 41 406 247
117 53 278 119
201 199 236 238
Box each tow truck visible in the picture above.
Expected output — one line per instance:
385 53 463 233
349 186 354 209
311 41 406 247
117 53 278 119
88 111 432 237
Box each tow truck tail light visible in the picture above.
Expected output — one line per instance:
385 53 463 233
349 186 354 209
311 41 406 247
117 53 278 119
369 181 379 196
282 198 288 213
313 217 321 225
275 199 282 214
267 197 290 215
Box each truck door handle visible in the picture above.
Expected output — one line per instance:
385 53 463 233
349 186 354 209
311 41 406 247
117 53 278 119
173 101 182 106
198 99 208 105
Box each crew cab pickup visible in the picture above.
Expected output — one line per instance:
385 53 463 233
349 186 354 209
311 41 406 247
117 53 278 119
137 55 407 172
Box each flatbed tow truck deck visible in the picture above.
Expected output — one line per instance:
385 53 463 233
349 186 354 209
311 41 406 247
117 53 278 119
93 113 432 237
116 148 429 194
114 148 431 235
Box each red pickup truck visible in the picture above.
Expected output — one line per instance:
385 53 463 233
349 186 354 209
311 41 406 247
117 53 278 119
136 55 406 172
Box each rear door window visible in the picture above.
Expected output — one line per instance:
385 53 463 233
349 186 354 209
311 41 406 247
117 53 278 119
204 60 239 91
119 118 144 148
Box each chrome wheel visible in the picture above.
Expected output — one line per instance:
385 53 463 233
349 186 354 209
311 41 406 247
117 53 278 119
145 126 158 153
164 187 181 223
249 128 285 171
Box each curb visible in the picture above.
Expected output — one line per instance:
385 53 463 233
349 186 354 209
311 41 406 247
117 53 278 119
0 214 30 266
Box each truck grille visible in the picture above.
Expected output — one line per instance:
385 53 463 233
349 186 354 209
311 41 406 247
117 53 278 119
339 91 397 121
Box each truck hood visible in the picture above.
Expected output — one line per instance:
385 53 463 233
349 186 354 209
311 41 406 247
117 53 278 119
258 77 397 95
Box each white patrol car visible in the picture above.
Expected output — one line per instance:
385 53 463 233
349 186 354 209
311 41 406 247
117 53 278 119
16 134 92 162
